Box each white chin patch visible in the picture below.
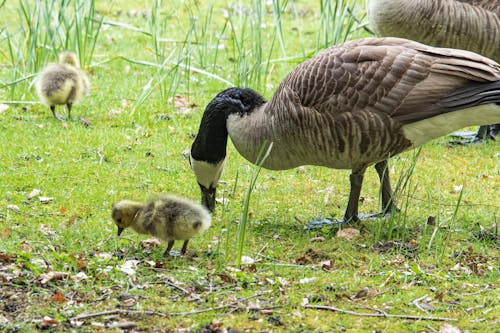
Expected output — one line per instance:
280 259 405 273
190 156 226 189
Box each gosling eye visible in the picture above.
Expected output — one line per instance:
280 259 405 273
116 218 122 224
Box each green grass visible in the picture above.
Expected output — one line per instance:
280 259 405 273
0 0 499 332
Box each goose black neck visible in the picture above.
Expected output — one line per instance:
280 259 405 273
191 87 266 164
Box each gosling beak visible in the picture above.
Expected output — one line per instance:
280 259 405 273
200 184 216 213
117 227 124 236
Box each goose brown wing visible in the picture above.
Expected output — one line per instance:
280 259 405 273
275 37 499 124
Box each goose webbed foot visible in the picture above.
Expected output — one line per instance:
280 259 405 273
448 125 498 145
304 161 399 230
304 210 398 230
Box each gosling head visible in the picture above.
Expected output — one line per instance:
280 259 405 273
190 88 266 212
111 200 142 236
58 51 80 67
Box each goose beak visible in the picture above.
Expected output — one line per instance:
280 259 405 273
117 226 124 236
200 184 216 212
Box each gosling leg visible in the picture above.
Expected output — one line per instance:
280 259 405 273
50 105 65 121
163 240 175 256
66 103 73 120
180 240 190 255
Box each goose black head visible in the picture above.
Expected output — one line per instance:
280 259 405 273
190 87 266 212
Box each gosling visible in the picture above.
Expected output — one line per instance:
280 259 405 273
111 195 211 256
36 51 90 120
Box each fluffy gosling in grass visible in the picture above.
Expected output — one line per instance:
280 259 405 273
111 195 211 256
36 51 89 120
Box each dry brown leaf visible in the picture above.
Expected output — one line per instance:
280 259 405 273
140 237 162 248
50 291 67 303
351 287 369 300
336 228 360 240
41 316 58 328
80 118 92 127
1 229 10 238
0 253 15 262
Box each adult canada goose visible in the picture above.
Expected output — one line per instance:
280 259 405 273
111 195 211 256
190 37 500 225
36 51 90 120
366 0 500 141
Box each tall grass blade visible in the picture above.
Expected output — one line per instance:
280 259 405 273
235 141 273 267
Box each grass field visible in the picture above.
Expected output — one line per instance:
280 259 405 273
0 0 498 332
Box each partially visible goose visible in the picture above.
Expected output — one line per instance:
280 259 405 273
36 51 90 120
112 195 211 256
190 37 500 224
366 0 500 141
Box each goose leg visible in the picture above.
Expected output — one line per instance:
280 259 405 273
163 240 175 256
449 124 499 144
374 160 398 214
66 103 73 120
304 168 366 229
343 168 365 223
180 240 189 255
473 124 499 142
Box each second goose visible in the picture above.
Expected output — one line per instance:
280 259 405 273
190 37 500 224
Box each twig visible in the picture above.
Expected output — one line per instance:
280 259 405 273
169 291 273 316
72 309 167 321
304 305 457 322
151 279 201 301
412 294 430 314
71 291 273 322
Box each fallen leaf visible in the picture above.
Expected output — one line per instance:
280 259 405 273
109 321 136 329
0 253 16 262
0 104 9 113
168 95 197 114
59 206 67 214
310 236 325 242
439 323 462 333
39 224 56 236
39 196 54 204
96 252 113 259
50 291 67 303
80 118 92 127
140 237 162 248
27 189 42 200
320 260 333 271
0 229 9 238
351 287 369 300
299 277 317 284
241 256 255 265
336 228 360 240
39 271 70 284
7 204 20 213
120 260 140 275
72 272 88 282
40 316 58 329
